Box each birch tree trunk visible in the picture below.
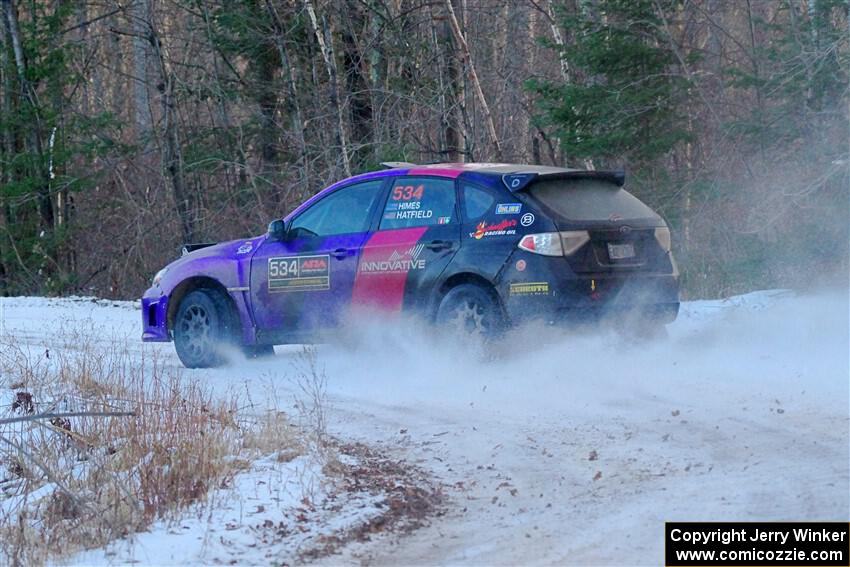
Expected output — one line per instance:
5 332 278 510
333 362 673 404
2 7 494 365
304 0 351 177
149 21 193 243
1 0 53 231
444 0 502 161
132 0 151 144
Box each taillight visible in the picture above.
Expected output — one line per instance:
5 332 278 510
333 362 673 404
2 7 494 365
559 230 591 255
518 231 590 257
518 233 562 256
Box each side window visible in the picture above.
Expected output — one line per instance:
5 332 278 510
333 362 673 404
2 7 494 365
380 177 456 230
462 183 497 220
290 180 384 238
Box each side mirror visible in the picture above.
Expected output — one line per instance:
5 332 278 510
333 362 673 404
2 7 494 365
267 219 287 241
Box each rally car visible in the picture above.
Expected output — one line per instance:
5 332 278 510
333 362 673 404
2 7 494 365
142 163 679 368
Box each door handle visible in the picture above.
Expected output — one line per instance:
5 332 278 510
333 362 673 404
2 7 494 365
425 239 453 251
330 248 352 259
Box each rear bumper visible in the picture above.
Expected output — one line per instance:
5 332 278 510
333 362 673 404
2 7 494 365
141 288 170 342
499 250 680 325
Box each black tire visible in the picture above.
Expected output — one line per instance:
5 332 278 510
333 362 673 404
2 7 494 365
435 283 504 338
173 289 234 368
243 344 275 359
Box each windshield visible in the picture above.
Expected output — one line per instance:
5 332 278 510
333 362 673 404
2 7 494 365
528 178 660 222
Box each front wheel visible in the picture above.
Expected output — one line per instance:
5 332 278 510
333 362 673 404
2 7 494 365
173 289 233 368
435 284 504 338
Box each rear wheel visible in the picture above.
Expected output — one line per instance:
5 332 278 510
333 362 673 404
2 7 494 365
436 284 503 338
173 289 234 368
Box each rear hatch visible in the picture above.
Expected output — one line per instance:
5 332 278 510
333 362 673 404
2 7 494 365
524 177 670 273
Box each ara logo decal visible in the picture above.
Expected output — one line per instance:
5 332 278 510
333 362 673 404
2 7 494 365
359 244 426 274
268 255 330 292
470 219 518 240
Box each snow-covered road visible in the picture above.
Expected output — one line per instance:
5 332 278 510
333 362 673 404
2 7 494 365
1 290 848 565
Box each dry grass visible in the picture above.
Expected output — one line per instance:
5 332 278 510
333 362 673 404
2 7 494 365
0 323 303 566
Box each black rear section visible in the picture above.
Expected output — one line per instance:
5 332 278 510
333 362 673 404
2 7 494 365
573 227 671 274
484 173 680 325
525 178 673 275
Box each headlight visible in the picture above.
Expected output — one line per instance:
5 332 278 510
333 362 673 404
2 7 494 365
152 267 169 286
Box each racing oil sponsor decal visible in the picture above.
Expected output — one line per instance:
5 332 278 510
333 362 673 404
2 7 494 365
495 203 522 215
520 212 535 227
509 282 550 296
359 243 426 274
268 254 330 292
470 218 518 240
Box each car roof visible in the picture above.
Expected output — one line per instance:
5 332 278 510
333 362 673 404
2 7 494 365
284 163 589 222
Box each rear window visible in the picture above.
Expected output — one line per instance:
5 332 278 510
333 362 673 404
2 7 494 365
528 179 659 222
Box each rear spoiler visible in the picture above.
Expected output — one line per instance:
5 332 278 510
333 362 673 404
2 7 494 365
502 170 626 192
181 242 217 256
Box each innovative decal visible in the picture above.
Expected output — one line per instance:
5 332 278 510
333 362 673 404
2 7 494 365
351 226 429 311
470 218 518 239
520 213 535 227
359 244 426 274
496 203 522 215
268 255 330 292
509 282 550 296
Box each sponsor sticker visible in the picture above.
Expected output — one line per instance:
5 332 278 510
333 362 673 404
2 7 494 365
236 241 253 255
509 282 549 296
359 244 426 274
495 203 522 215
470 219 518 240
391 209 433 220
268 255 330 292
391 184 425 201
515 259 527 272
520 213 535 227
438 216 452 224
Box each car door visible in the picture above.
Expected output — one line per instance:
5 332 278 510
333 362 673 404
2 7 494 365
352 176 461 312
250 179 386 340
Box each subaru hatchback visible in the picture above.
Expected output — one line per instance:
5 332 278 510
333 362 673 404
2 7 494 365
142 163 679 367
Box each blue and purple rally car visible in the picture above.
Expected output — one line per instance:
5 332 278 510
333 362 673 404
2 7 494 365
142 163 679 367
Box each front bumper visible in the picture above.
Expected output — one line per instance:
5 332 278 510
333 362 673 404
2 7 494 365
141 288 170 342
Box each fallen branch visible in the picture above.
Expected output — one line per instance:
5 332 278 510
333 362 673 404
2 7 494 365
0 410 135 426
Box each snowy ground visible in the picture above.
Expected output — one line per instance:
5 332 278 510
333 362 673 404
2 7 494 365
1 289 848 565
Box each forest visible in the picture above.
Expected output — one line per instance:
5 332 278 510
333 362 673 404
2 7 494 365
0 0 846 299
